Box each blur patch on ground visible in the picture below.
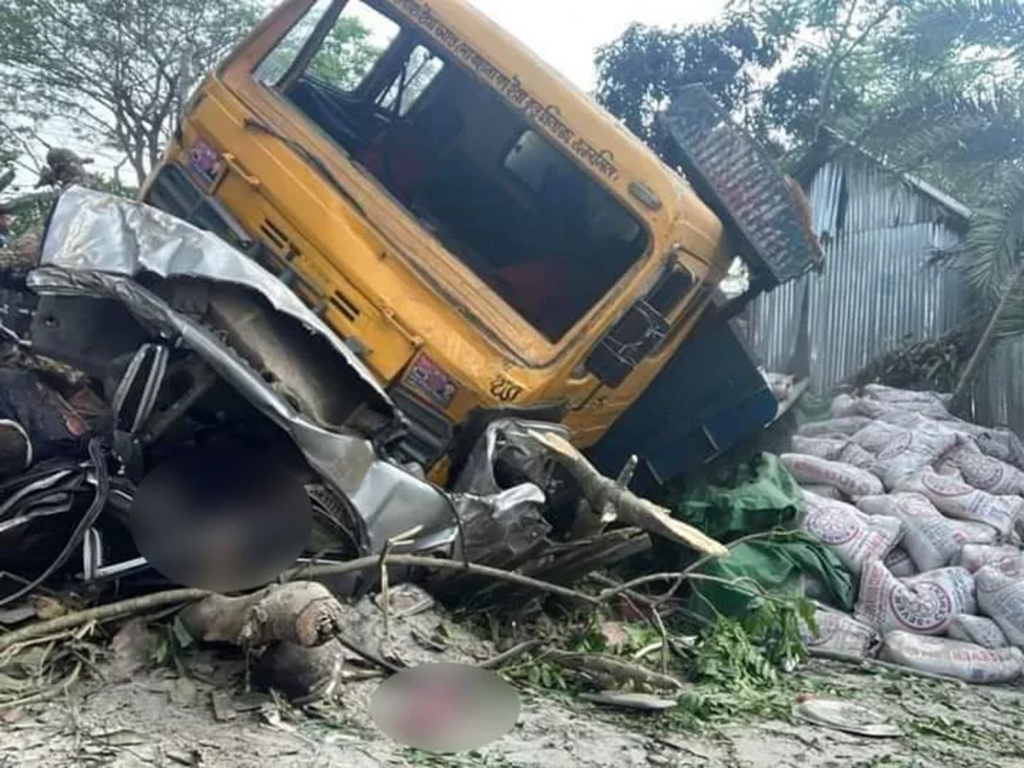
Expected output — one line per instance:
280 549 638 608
1 655 1021 768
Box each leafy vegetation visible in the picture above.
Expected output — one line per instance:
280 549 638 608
0 0 385 190
596 0 1024 177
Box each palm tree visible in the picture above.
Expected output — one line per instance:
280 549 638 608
950 171 1024 405
848 0 1024 405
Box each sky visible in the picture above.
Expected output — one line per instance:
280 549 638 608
467 0 726 92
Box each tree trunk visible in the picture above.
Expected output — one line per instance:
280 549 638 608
179 581 345 648
952 259 1024 410
0 168 14 195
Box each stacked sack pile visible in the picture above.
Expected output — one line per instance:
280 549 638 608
785 384 1024 684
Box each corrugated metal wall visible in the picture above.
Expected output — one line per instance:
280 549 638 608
970 338 1024 432
749 153 965 391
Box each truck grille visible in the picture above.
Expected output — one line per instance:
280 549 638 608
388 386 454 469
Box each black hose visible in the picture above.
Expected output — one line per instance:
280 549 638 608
0 437 110 607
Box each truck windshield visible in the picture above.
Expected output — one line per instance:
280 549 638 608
255 0 650 342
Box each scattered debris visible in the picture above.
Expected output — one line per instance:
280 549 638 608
578 691 679 711
792 698 901 738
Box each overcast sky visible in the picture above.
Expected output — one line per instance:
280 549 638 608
467 0 726 91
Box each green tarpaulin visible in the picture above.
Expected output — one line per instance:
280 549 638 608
669 454 856 619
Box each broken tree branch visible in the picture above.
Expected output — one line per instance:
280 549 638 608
543 648 684 691
478 639 543 670
526 431 728 557
654 530 794 605
296 554 600 606
596 570 794 609
0 588 210 652
332 633 405 675
180 582 345 648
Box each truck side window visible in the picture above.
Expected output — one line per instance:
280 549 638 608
255 0 400 93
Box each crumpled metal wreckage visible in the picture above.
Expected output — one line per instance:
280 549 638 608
0 186 564 595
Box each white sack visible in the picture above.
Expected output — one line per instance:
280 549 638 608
857 562 975 636
900 470 1020 540
791 435 847 460
800 609 878 661
838 442 877 470
801 484 845 501
799 417 874 438
800 493 902 575
872 428 958 491
884 547 919 577
782 454 884 498
976 562 1024 647
857 493 959 572
947 442 1024 496
957 544 1023 573
950 519 1000 547
947 615 1009 649
881 631 1023 684
850 422 909 455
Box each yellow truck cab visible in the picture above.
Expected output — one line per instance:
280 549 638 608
140 0 820 486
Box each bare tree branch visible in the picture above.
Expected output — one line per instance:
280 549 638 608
0 0 259 186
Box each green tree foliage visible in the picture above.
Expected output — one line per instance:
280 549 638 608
257 8 383 90
0 0 262 186
596 0 1024 178
308 16 386 89
595 20 780 152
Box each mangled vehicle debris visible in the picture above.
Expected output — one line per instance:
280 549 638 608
23 187 462 587
3 186 722 598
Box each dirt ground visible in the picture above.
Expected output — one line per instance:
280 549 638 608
2 587 1022 768
3 658 1023 768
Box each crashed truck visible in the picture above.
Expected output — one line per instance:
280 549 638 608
24 0 821 584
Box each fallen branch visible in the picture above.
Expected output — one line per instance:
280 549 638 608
5 555 766 660
597 571 696 603
596 570 796 610
0 661 82 710
0 555 599 652
527 431 728 557
478 639 543 670
180 582 345 648
295 554 600 606
677 530 802 582
544 648 684 691
332 633 405 675
0 588 210 652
